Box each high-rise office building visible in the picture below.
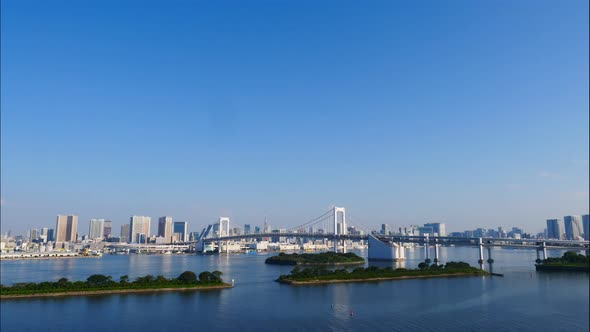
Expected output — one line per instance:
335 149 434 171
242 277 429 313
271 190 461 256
564 215 583 240
583 215 589 241
424 223 446 236
546 219 563 240
120 224 131 242
173 221 188 242
244 224 251 235
158 217 173 242
29 229 39 241
55 215 78 246
130 216 151 243
103 220 112 238
89 219 105 240
381 224 389 235
47 229 55 242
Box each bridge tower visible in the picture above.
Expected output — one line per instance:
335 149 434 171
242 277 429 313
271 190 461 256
333 207 346 252
219 217 230 253
333 207 346 235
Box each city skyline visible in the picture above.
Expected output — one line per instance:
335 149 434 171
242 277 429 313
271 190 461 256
1 1 588 235
4 211 590 240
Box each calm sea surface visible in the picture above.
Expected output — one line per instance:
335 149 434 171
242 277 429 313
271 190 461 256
1 247 588 332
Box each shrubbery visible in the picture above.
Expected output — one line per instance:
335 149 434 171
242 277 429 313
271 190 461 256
265 252 365 265
0 270 224 296
542 251 590 266
277 261 485 282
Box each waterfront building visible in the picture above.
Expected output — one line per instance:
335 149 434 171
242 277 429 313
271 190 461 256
29 229 39 241
564 215 583 240
103 220 112 238
55 215 78 247
173 221 188 242
418 226 434 236
120 224 130 242
582 215 589 241
130 216 151 243
244 224 251 235
47 229 55 242
189 231 199 241
254 226 261 234
158 217 173 242
381 224 389 235
424 223 446 236
546 219 563 240
89 219 105 240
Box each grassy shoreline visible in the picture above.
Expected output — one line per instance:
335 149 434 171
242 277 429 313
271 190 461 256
278 272 487 285
1 270 230 299
535 251 590 272
265 252 365 266
1 283 233 300
276 261 489 285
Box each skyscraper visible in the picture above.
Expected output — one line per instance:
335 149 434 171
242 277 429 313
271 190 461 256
564 215 583 240
173 221 188 242
158 216 173 242
120 224 130 242
244 224 251 235
130 216 151 243
55 215 78 247
29 229 39 241
424 223 446 236
546 219 563 240
103 220 112 238
89 219 105 240
582 214 589 241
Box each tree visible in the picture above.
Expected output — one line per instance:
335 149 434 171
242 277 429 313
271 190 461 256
156 275 169 283
86 274 112 286
418 262 428 270
211 271 223 282
120 275 129 284
198 271 212 283
177 271 198 283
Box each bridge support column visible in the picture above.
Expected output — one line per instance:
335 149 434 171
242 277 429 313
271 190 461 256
541 242 547 260
478 238 485 265
433 244 440 264
424 235 431 263
334 236 338 253
487 246 494 264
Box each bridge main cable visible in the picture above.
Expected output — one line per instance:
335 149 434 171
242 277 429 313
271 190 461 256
287 209 335 232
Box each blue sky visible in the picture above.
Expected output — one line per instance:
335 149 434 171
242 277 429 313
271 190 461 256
1 0 588 236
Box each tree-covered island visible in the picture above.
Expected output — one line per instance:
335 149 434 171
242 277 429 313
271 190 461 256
277 261 489 284
535 251 590 272
1 270 232 299
265 252 365 266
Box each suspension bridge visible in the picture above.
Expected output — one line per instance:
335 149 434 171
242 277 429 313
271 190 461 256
171 206 590 264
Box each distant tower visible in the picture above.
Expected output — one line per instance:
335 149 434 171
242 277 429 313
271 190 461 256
333 207 346 235
219 217 230 237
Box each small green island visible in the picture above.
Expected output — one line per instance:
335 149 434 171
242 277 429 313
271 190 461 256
0 270 232 299
277 261 489 284
265 252 365 266
535 251 590 272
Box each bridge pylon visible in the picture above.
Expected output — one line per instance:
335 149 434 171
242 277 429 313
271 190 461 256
333 207 346 252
